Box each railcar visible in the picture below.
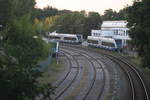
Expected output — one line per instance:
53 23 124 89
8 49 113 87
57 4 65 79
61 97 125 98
87 36 118 51
47 33 83 44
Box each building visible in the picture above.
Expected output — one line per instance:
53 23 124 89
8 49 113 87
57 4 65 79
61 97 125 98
91 30 101 37
91 20 131 48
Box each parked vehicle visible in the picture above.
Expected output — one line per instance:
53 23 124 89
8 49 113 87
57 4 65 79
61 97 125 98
87 36 118 51
47 32 83 44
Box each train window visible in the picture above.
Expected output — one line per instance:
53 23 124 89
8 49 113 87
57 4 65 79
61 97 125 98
101 42 115 47
49 36 60 39
64 37 76 41
87 40 98 44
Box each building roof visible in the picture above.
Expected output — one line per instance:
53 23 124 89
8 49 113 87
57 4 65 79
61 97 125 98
101 20 127 28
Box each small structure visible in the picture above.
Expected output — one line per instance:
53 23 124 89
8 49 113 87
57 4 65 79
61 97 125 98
91 20 131 48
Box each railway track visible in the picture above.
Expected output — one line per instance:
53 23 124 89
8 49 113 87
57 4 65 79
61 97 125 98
55 52 72 87
61 43 149 100
54 51 80 100
60 46 107 100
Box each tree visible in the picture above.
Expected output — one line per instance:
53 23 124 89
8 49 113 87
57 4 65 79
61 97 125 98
34 6 59 20
102 9 117 20
102 9 127 21
0 0 55 99
0 0 13 26
0 14 55 100
51 12 85 34
83 12 102 38
117 8 128 20
50 12 102 38
0 0 36 27
126 0 150 68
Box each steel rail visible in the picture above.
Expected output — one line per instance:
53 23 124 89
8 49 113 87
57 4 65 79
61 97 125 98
61 43 149 100
61 46 106 100
54 51 80 100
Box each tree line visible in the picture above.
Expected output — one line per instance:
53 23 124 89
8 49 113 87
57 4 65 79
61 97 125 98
126 0 150 68
34 7 127 38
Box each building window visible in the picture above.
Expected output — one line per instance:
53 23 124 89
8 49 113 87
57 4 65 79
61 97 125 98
126 30 129 36
114 30 118 35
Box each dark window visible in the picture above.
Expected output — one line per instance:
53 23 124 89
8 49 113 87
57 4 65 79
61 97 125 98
114 30 118 35
126 30 129 36
49 36 60 39
87 40 98 44
101 42 115 47
64 37 76 40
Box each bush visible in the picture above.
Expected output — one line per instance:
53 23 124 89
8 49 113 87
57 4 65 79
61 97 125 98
0 15 54 100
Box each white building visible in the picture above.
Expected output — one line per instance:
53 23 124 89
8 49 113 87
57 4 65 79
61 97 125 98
91 20 131 48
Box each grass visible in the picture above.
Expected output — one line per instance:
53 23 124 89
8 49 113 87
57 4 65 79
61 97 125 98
130 56 141 66
121 54 150 77
142 67 150 76
37 42 56 63
38 58 65 85
78 46 150 77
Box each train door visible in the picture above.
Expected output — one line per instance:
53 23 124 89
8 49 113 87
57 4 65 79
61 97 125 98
115 39 122 49
77 34 83 43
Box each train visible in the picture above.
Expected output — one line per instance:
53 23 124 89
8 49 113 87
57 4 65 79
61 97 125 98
87 36 118 51
47 32 118 51
47 32 83 44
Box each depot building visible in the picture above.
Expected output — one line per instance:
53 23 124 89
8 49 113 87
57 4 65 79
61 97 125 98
91 20 131 48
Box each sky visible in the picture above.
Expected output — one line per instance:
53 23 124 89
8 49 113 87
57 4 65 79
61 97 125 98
36 0 133 14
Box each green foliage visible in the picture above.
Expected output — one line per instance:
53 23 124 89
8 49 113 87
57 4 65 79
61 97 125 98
51 12 85 34
143 67 150 76
102 9 127 21
0 0 36 27
83 12 102 38
50 12 102 38
0 0 55 99
12 0 36 18
0 0 13 26
0 14 54 100
126 0 150 68
34 6 59 20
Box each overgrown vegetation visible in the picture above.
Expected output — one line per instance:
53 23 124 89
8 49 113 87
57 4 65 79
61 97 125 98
0 0 55 99
126 0 150 69
38 58 64 84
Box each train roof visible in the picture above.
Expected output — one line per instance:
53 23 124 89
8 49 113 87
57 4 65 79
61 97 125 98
48 33 77 37
88 36 116 43
87 36 100 40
